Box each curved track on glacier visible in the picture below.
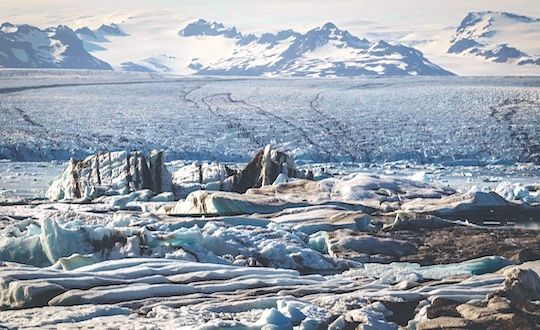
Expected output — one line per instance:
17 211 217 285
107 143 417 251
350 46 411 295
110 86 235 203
185 89 337 161
489 98 540 163
223 92 336 162
308 92 365 162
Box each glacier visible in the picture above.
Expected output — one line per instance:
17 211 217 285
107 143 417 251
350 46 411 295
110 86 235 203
1 70 539 164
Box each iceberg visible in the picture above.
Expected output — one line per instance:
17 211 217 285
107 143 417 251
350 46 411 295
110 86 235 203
171 145 304 198
46 150 172 201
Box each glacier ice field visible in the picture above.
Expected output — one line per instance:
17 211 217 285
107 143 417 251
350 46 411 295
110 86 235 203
0 69 539 164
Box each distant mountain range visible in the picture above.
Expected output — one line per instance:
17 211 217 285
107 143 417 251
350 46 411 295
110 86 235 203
448 11 540 65
0 23 111 70
182 20 453 76
1 12 539 75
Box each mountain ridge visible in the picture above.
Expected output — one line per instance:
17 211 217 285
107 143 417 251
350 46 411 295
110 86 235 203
181 19 453 76
448 11 540 66
0 22 111 70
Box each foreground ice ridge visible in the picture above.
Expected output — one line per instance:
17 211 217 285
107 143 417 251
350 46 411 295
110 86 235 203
2 247 539 329
1 201 539 328
1 255 533 329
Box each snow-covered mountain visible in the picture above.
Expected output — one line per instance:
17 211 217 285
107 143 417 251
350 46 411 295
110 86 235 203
0 18 452 76
448 11 540 65
75 23 130 55
0 23 111 70
182 20 453 76
180 19 241 38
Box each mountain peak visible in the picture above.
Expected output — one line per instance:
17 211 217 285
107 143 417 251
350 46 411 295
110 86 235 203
179 19 241 38
320 22 337 30
0 22 17 33
97 23 127 36
0 22 111 70
458 11 539 32
449 11 540 66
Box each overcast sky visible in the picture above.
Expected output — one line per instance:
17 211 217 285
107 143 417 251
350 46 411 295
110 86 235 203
3 0 539 36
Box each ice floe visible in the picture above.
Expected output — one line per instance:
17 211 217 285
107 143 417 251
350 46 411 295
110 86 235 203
173 173 456 216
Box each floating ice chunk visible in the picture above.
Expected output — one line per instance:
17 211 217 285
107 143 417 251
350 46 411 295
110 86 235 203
344 256 513 284
171 145 303 199
172 172 455 215
198 221 343 271
0 212 148 266
54 254 96 271
190 302 306 330
255 308 292 329
409 171 428 182
328 230 416 259
106 189 154 209
345 301 397 330
495 181 540 203
40 217 91 264
308 231 329 254
384 212 460 231
0 231 49 267
247 173 455 212
172 190 309 215
222 144 300 193
161 226 226 264
46 150 172 201
257 206 372 234
172 162 234 198
150 191 175 202
401 190 512 215
420 256 513 277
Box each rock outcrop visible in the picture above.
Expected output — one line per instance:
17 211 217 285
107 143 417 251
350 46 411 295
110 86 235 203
46 150 171 201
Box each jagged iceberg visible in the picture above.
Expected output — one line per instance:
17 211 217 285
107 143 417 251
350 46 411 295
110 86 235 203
46 150 172 201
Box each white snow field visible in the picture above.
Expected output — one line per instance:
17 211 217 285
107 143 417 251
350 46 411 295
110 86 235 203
1 69 540 164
